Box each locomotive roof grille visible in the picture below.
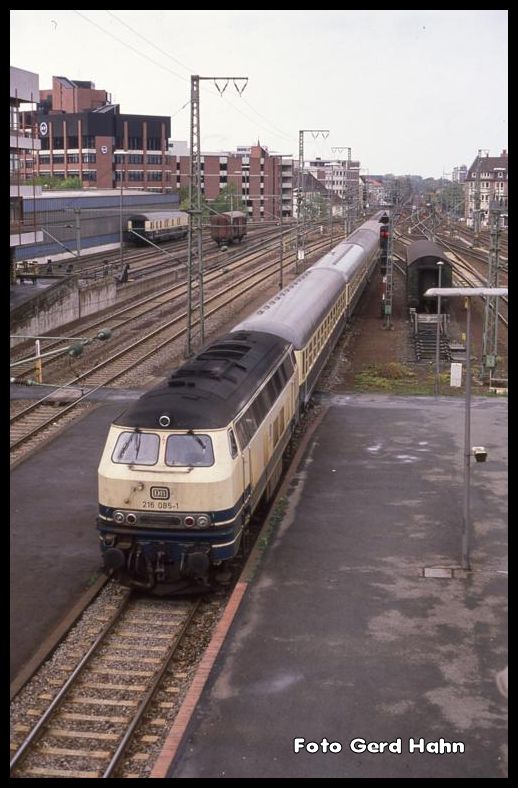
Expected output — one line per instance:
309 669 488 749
114 331 291 429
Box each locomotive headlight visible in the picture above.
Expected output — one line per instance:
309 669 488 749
196 514 210 528
113 511 125 524
126 513 137 525
184 515 196 528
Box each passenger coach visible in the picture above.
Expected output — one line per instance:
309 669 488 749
126 211 188 245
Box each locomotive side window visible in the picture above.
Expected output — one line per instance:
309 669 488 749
235 353 295 448
165 435 214 467
228 428 239 458
112 432 160 465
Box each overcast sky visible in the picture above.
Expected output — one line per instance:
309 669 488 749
11 10 507 178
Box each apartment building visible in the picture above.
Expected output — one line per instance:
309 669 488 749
465 150 508 228
10 66 43 280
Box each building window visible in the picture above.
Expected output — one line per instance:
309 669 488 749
128 170 144 181
67 154 80 163
148 171 162 181
67 135 79 148
53 136 64 148
146 154 162 164
83 171 97 181
82 135 95 148
10 153 20 176
52 155 65 164
128 154 143 164
10 104 20 131
10 196 22 223
128 136 142 149
82 153 96 163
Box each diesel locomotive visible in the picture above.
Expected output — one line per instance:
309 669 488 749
97 212 383 593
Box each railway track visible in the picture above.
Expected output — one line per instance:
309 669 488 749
10 592 202 778
10 234 335 458
11 227 295 372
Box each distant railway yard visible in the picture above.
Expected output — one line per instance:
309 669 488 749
10 209 508 467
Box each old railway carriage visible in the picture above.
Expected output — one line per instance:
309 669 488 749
126 211 188 244
97 331 296 593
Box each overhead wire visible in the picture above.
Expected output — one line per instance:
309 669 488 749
77 10 294 146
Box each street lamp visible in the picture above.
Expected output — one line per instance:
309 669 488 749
434 260 444 396
424 286 508 570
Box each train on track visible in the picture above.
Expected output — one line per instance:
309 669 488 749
126 211 189 245
210 210 247 246
406 240 453 312
97 212 384 594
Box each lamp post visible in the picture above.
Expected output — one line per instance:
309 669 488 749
434 260 444 396
424 286 508 570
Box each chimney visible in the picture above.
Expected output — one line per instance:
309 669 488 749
501 149 507 156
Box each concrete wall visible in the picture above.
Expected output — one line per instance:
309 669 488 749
114 267 184 305
10 277 116 347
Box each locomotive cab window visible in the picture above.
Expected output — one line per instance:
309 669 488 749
112 432 160 465
165 434 214 467
228 428 239 458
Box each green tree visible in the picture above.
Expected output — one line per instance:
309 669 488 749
34 175 82 190
210 183 240 214
178 186 190 210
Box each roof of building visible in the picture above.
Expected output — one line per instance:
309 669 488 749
34 189 158 200
467 152 508 179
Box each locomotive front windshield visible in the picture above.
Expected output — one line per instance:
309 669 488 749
111 431 214 467
112 432 159 465
165 435 214 467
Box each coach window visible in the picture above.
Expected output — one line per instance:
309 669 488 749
112 432 160 465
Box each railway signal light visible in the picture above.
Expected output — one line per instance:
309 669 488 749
380 226 390 251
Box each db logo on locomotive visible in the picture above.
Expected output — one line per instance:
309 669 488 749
150 487 170 500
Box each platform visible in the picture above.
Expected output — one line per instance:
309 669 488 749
163 394 508 779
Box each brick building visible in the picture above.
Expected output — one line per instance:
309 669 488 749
19 76 173 192
174 143 293 222
18 75 293 221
